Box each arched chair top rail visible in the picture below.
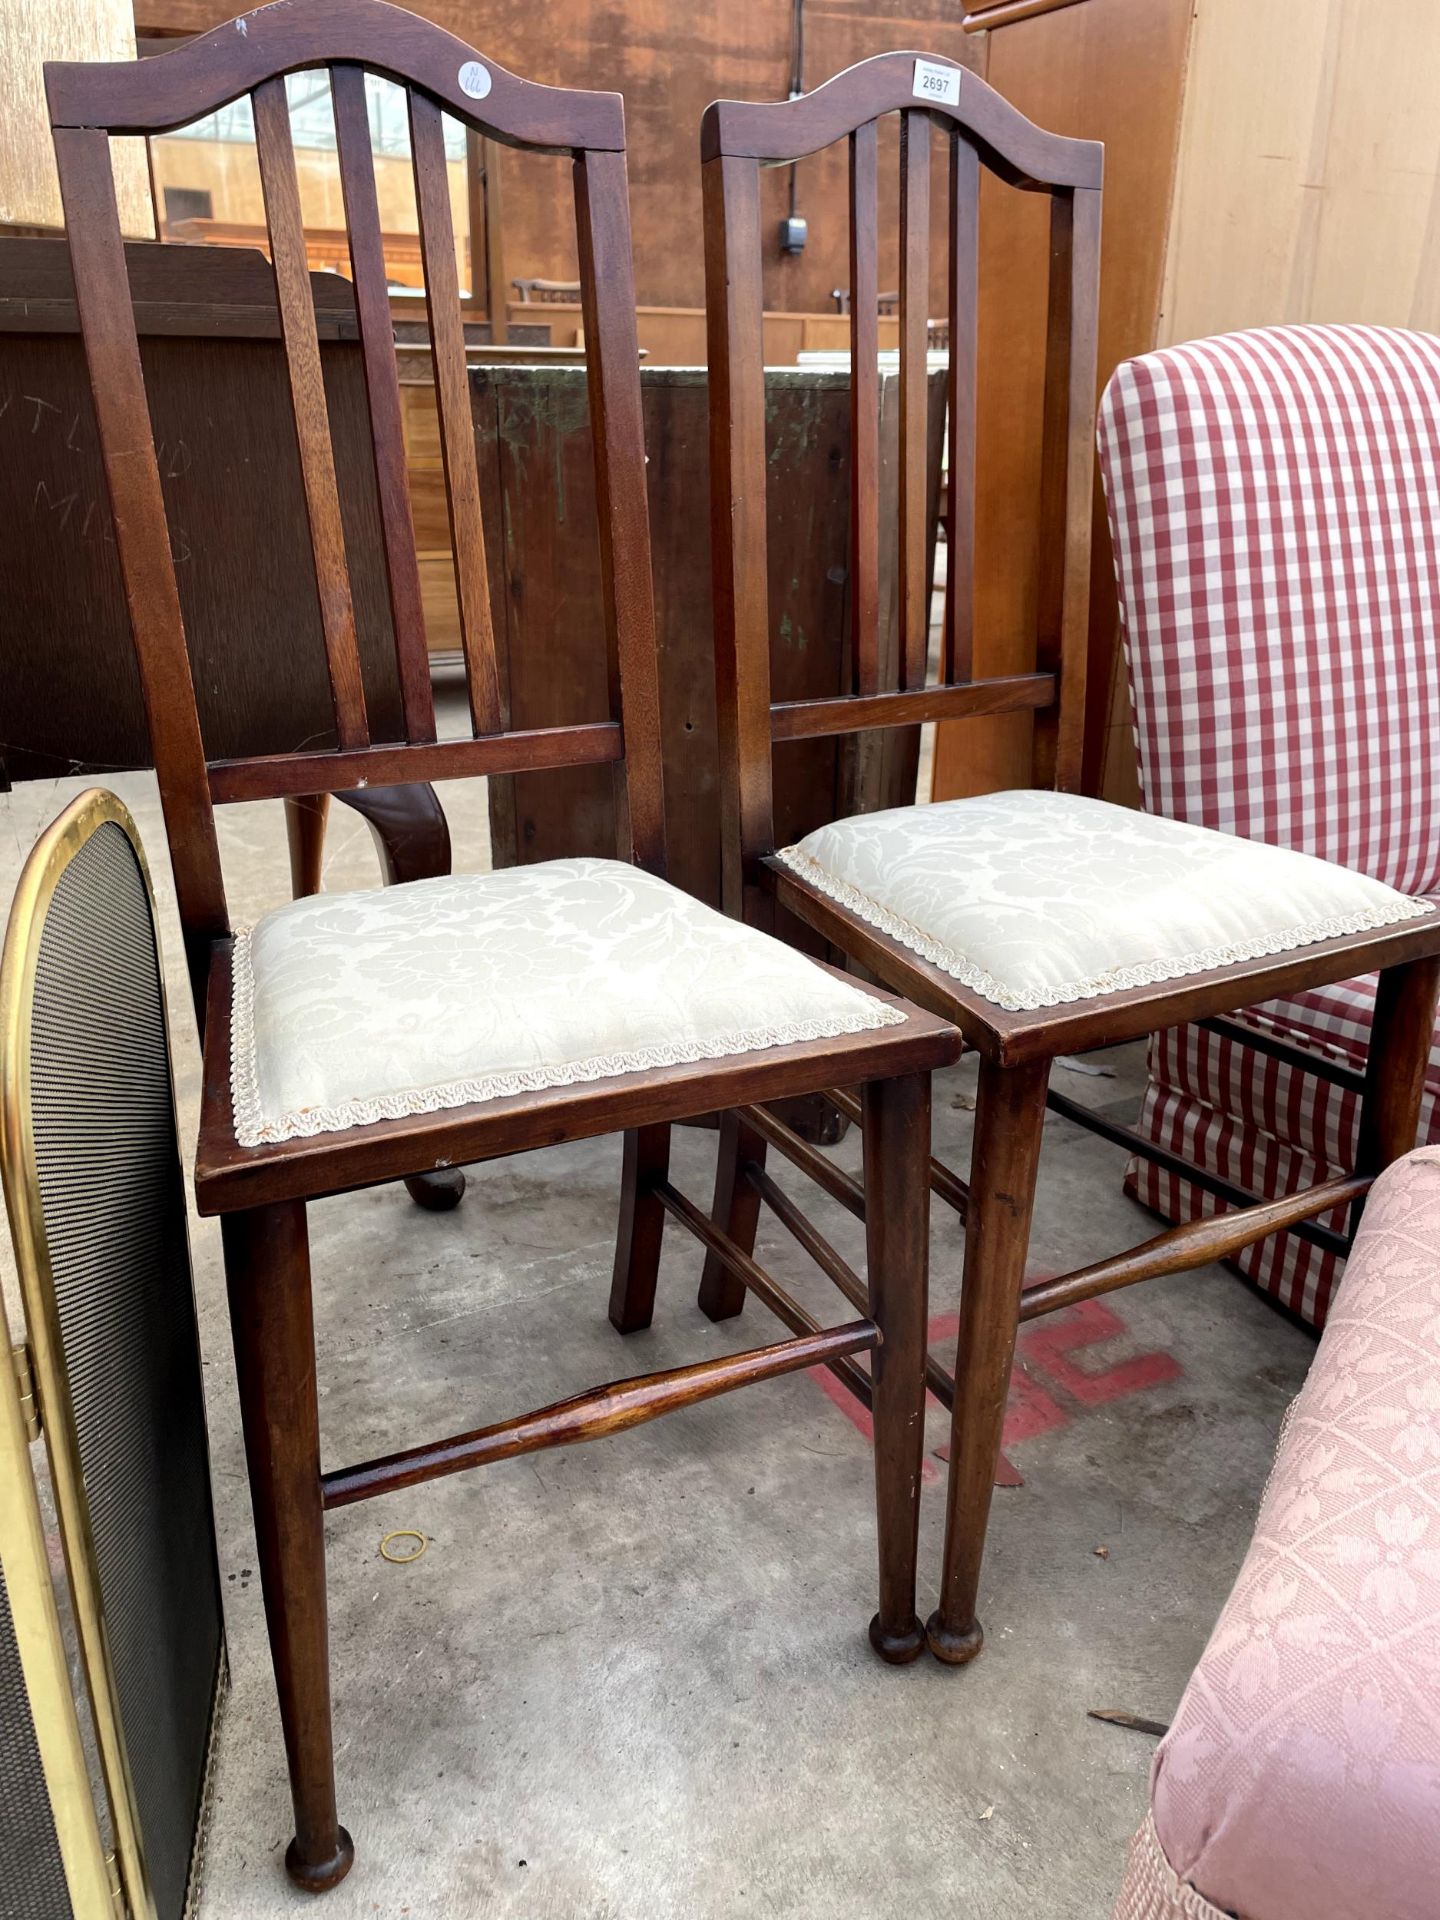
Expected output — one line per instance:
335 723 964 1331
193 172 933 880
701 51 1101 193
44 0 625 155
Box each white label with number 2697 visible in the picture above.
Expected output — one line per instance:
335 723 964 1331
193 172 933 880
912 60 960 108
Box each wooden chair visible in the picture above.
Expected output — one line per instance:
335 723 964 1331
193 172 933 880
48 2 958 1891
700 53 1440 1669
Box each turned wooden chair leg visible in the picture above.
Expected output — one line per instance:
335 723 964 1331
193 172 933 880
1355 955 1440 1194
864 1071 931 1665
609 1123 672 1333
698 1110 767 1321
222 1201 354 1894
928 1056 1050 1667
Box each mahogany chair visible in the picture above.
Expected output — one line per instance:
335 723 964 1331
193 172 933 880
700 53 1440 1668
48 2 958 1891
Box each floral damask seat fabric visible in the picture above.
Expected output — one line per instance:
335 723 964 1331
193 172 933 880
1113 1145 1440 1920
777 789 1429 1014
229 857 904 1147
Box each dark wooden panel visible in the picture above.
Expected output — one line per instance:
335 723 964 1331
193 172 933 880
482 364 945 919
0 237 403 781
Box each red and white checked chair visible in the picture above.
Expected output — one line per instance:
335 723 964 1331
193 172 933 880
1099 325 1440 1327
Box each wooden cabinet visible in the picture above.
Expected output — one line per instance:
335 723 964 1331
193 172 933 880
934 0 1440 808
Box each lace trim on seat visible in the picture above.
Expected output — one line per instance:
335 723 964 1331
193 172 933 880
228 925 907 1148
775 845 1434 1014
1112 1814 1230 1920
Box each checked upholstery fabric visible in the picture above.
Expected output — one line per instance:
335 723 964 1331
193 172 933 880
1099 325 1440 1326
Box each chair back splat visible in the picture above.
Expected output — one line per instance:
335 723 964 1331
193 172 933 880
702 51 1102 919
46 0 665 995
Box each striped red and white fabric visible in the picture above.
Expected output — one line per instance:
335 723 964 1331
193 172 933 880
1099 326 1440 1326
1099 325 1440 893
1128 1005 1440 1327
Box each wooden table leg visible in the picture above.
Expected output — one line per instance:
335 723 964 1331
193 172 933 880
698 1109 767 1322
223 1201 354 1893
864 1071 931 1664
927 1056 1049 1666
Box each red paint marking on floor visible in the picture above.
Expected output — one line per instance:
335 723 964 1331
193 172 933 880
803 1287 1183 1490
1017 1297 1183 1406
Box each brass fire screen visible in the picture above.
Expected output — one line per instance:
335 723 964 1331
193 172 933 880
0 791 226 1920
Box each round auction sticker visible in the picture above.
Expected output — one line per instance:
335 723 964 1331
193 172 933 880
458 60 492 100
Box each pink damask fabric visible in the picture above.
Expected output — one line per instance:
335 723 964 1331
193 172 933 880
1114 1146 1440 1919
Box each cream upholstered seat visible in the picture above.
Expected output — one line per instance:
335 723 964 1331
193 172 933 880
777 790 1431 1015
230 856 903 1147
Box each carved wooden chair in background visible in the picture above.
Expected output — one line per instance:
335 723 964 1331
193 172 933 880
49 0 957 1890
700 53 1440 1667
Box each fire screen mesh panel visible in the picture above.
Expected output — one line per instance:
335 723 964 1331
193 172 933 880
27 818 223 1920
0 1559 75 1920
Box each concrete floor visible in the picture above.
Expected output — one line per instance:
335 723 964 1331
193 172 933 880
0 762 1319 1920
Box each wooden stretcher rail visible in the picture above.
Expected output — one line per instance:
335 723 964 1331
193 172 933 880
320 1316 876 1508
654 1178 877 1404
746 1161 959 1410
828 1086 970 1219
770 673 1053 742
208 722 624 803
1018 1173 1372 1320
735 1103 868 1220
1045 1086 1355 1259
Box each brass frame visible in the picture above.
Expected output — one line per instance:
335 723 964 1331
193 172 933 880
0 1273 115 1918
0 788 224 1920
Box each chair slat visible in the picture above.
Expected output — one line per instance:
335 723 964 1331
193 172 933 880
331 63 435 744
848 121 880 696
702 152 774 917
574 147 666 874
898 111 931 693
942 136 979 686
50 125 227 973
408 88 502 736
1034 186 1101 791
252 76 369 750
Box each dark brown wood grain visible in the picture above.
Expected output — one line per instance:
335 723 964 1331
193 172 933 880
409 89 502 735
323 1313 881 1509
222 1202 354 1892
1017 1173 1372 1321
608 1123 672 1334
701 51 1102 189
848 122 881 696
701 65 1440 1680
53 12 954 1881
943 136 979 685
45 0 627 152
926 1056 1048 1665
253 76 371 752
898 110 932 692
863 1072 930 1664
332 62 436 743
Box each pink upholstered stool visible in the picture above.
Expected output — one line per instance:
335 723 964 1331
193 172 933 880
1115 1145 1440 1920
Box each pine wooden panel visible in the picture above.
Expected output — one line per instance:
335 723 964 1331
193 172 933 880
0 0 153 235
1160 0 1440 343
930 0 1194 804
